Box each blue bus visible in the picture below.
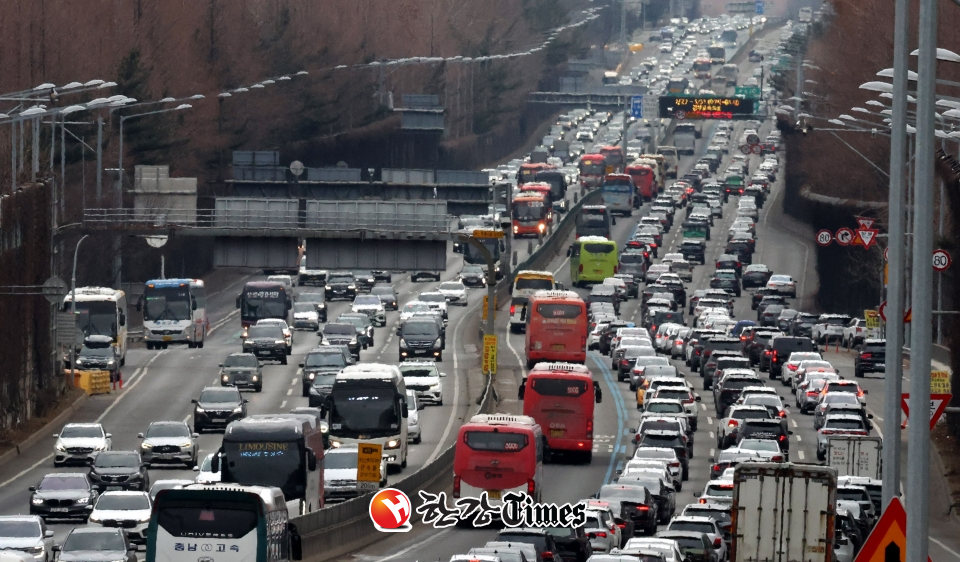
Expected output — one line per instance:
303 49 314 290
138 279 208 350
601 174 636 217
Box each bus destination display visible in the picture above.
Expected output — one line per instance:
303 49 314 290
658 95 755 119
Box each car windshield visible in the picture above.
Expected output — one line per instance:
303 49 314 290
400 366 438 377
440 283 464 291
223 355 258 368
328 275 353 284
299 293 324 303
306 353 346 368
825 394 860 405
60 425 103 439
706 484 734 497
599 486 647 500
95 454 139 468
371 288 395 297
199 389 239 403
96 494 151 511
325 451 359 470
420 294 445 303
39 475 87 491
0 520 40 537
657 389 690 400
80 346 115 358
247 326 282 339
63 531 126 552
146 424 190 438
671 521 715 534
402 322 439 337
739 439 780 452
324 324 355 336
403 303 431 314
462 265 484 275
826 419 865 430
646 402 684 414
822 317 849 326
837 489 869 502
293 303 316 314
354 296 381 306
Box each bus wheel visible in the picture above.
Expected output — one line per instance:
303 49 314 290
583 451 593 464
188 342 196 349
161 343 169 350
120 356 125 366
197 340 203 349
146 342 154 350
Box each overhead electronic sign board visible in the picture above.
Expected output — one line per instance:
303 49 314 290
659 95 756 119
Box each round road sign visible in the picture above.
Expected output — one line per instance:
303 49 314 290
746 133 761 145
751 144 763 154
675 110 687 120
879 301 887 322
933 249 952 272
739 144 753 155
836 228 854 246
884 247 889 262
816 229 833 246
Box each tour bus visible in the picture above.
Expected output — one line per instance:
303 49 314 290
139 279 208 350
325 364 409 471
578 154 607 189
721 64 740 87
674 123 698 156
598 146 626 174
215 415 324 515
518 183 556 222
509 270 559 333
601 174 637 216
512 192 549 238
602 71 620 85
639 154 667 187
63 287 128 364
720 29 739 47
519 363 602 463
454 414 544 506
708 44 727 64
455 227 505 280
524 290 588 368
626 163 658 201
576 205 614 239
517 162 555 186
667 76 690 95
237 280 292 333
799 7 813 22
147 485 303 562
693 58 712 79
568 237 619 287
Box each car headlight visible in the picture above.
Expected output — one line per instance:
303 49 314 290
330 440 341 448
325 285 332 290
195 407 205 413
28 546 44 554
31 497 43 505
141 442 153 449
251 375 258 382
430 383 442 391
75 497 89 505
385 440 400 449
318 303 325 309
308 373 316 380
348 285 356 290
222 375 230 382
137 515 151 524
180 442 193 448
241 328 249 338
275 340 285 345
107 360 116 366
94 444 107 451
233 406 243 413
368 278 374 283
434 339 443 348
399 339 408 348
56 443 66 452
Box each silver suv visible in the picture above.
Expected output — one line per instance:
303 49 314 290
138 421 198 467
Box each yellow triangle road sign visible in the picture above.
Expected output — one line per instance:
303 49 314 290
853 497 931 562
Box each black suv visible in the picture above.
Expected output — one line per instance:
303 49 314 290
855 339 886 378
766 336 817 378
736 419 792 458
638 430 689 480
715 255 743 276
680 239 707 264
792 312 819 336
325 271 357 301
544 526 593 562
241 324 287 364
219 352 262 391
750 287 778 310
399 318 443 362
300 346 349 397
370 286 399 310
497 528 567 562
88 451 149 492
596 484 659 535
713 375 763 416
320 323 361 360
29 473 98 521
698 337 743 373
192 386 248 433
353 270 376 293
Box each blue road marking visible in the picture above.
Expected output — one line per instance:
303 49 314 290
591 351 626 484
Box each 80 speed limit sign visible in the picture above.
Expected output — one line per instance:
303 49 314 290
816 230 833 246
933 249 952 272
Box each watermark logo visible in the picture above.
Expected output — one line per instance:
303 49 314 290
369 488 412 532
415 491 587 528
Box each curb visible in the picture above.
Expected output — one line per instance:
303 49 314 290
0 392 88 470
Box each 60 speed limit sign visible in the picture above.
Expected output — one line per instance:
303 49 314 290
933 249 952 272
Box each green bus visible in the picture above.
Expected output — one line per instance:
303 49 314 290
568 237 618 287
147 485 303 562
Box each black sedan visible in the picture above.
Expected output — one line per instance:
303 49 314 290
241 325 287 364
29 473 98 521
192 386 248 433
88 451 149 492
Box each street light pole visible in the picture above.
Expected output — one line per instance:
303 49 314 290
882 0 909 508
69 235 90 387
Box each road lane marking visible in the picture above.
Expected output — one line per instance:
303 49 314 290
591 353 626 485
97 351 167 423
208 309 240 335
707 417 713 425
700 403 707 411
795 435 801 441
378 529 452 562
710 448 715 457
797 450 805 460
280 400 287 408
286 389 293 396
291 377 298 385
553 257 570 276
709 432 715 439
0 454 54 488
791 419 798 428
424 300 466 467
931 538 960 560
183 415 191 424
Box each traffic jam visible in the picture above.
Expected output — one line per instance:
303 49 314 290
0 14 904 562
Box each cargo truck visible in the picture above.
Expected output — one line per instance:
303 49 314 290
826 436 881 479
731 463 837 562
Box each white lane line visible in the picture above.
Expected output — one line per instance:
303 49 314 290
795 435 802 442
97 351 168 423
379 529 452 562
791 419 798 428
286 389 293 396
700 403 707 411
183 415 191 424
280 400 287 408
553 257 570 276
0 454 54 487
709 448 715 457
931 538 960 560
707 417 713 425
797 450 805 460
208 309 240 335
505 325 526 375
291 377 298 385
709 432 715 439
424 301 466 467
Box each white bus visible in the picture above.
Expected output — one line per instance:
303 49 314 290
326 364 409 472
147 484 303 562
139 278 208 350
63 287 128 364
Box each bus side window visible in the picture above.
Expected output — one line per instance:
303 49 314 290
594 381 603 404
518 378 526 400
536 436 545 463
520 305 527 322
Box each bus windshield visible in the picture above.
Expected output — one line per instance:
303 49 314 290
222 441 303 494
464 431 528 451
579 158 605 176
144 286 192 322
513 200 546 220
241 286 287 322
330 388 400 435
709 46 726 59
530 377 588 396
515 277 553 292
579 211 608 227
74 302 117 337
156 499 258 539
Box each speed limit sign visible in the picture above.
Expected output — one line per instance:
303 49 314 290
933 249 952 272
816 230 833 246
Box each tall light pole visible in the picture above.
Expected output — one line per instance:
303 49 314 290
69 235 90 387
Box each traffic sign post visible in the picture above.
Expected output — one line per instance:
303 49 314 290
855 228 879 249
836 228 854 246
631 96 644 119
856 216 877 229
879 301 887 322
482 334 498 375
852 497 932 562
816 229 833 246
755 0 764 14
901 393 952 429
933 248 952 271
356 443 384 490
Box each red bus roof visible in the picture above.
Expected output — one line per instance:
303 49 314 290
599 146 624 153
528 362 593 375
605 173 632 180
626 164 654 171
528 290 584 302
464 413 539 429
519 162 555 171
514 192 546 201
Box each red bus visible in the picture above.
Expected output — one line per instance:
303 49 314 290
512 192 548 237
579 154 606 188
626 163 657 201
518 182 555 221
454 414 544 504
518 162 555 186
524 290 588 368
520 362 602 463
599 146 626 174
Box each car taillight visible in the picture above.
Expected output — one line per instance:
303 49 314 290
764 350 772 355
788 364 799 371
594 531 607 538
579 264 584 273
713 464 721 472
714 538 723 548
614 265 619 274
700 498 707 504
778 434 787 441
670 462 681 468
453 475 461 498
587 419 593 439
616 522 627 529
772 351 778 360
510 305 516 315
528 479 536 495
676 339 683 345
772 455 784 462
728 420 739 427
861 352 872 359
638 505 650 511
857 390 864 397
779 410 787 418
820 430 836 435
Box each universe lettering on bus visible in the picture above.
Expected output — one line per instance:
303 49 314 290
244 291 281 299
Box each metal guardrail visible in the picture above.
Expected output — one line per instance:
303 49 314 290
82 208 450 234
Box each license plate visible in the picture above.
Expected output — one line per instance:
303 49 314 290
876 364 885 368
551 344 565 351
162 336 172 341
487 490 502 500
550 429 564 438
50 508 69 512
594 269 604 274
212 419 225 423
107 486 122 491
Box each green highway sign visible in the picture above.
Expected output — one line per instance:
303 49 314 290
735 86 761 97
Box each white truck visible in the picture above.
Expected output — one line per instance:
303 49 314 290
673 123 697 156
827 436 882 479
731 463 838 562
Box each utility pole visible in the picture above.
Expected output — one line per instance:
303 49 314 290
882 0 909 509
906 0 937 560
620 0 628 52
96 115 103 204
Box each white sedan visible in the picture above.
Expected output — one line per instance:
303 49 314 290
438 281 468 306
88 491 152 544
765 274 797 298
